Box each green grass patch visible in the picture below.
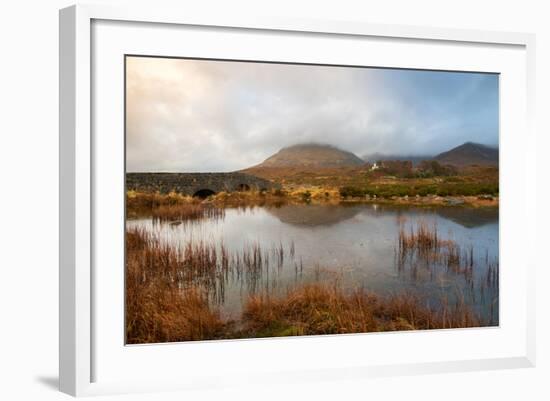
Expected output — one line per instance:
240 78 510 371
340 181 498 199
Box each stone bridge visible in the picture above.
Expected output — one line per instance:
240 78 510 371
126 172 280 197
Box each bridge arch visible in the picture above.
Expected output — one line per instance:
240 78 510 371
193 188 216 199
236 183 251 192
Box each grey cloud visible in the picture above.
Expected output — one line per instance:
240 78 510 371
126 57 499 172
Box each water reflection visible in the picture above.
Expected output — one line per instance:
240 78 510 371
434 207 498 228
127 203 499 322
266 204 362 227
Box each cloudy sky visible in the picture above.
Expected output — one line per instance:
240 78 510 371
126 56 499 172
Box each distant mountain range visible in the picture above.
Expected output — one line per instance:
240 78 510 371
434 142 498 166
246 142 498 171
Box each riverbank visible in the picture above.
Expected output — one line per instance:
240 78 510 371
342 194 498 208
126 189 498 217
126 278 484 344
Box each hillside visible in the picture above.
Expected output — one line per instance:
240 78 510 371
435 142 498 166
254 143 364 168
362 152 432 166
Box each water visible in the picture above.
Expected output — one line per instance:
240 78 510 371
127 203 499 323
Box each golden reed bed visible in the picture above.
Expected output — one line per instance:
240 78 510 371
126 228 487 344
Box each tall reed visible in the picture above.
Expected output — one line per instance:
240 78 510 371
241 282 483 338
397 220 478 279
126 229 226 343
152 203 225 223
126 228 300 304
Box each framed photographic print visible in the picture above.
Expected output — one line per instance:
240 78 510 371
59 4 536 397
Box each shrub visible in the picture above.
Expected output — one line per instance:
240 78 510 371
377 160 414 178
339 186 365 198
416 160 457 177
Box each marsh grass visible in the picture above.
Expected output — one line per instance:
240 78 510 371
126 228 298 304
125 227 300 343
241 282 483 338
126 190 194 215
126 226 489 343
127 189 344 217
339 177 499 199
126 229 226 343
125 197 498 343
395 219 499 326
397 220 478 278
152 203 225 223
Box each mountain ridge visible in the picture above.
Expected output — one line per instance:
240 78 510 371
435 142 498 166
253 143 364 168
246 141 498 173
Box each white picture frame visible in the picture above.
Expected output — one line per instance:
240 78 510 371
59 4 536 397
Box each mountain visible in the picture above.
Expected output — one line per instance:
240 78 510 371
435 142 498 166
254 143 364 168
362 153 432 166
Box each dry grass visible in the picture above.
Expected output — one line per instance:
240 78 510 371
243 165 498 198
127 191 226 222
126 228 229 307
395 220 500 321
125 227 299 343
210 190 289 207
152 203 225 223
126 221 491 343
127 189 194 207
126 227 297 286
210 187 341 206
125 229 226 344
127 190 196 218
241 282 482 338
126 284 226 344
397 220 473 273
398 220 441 253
